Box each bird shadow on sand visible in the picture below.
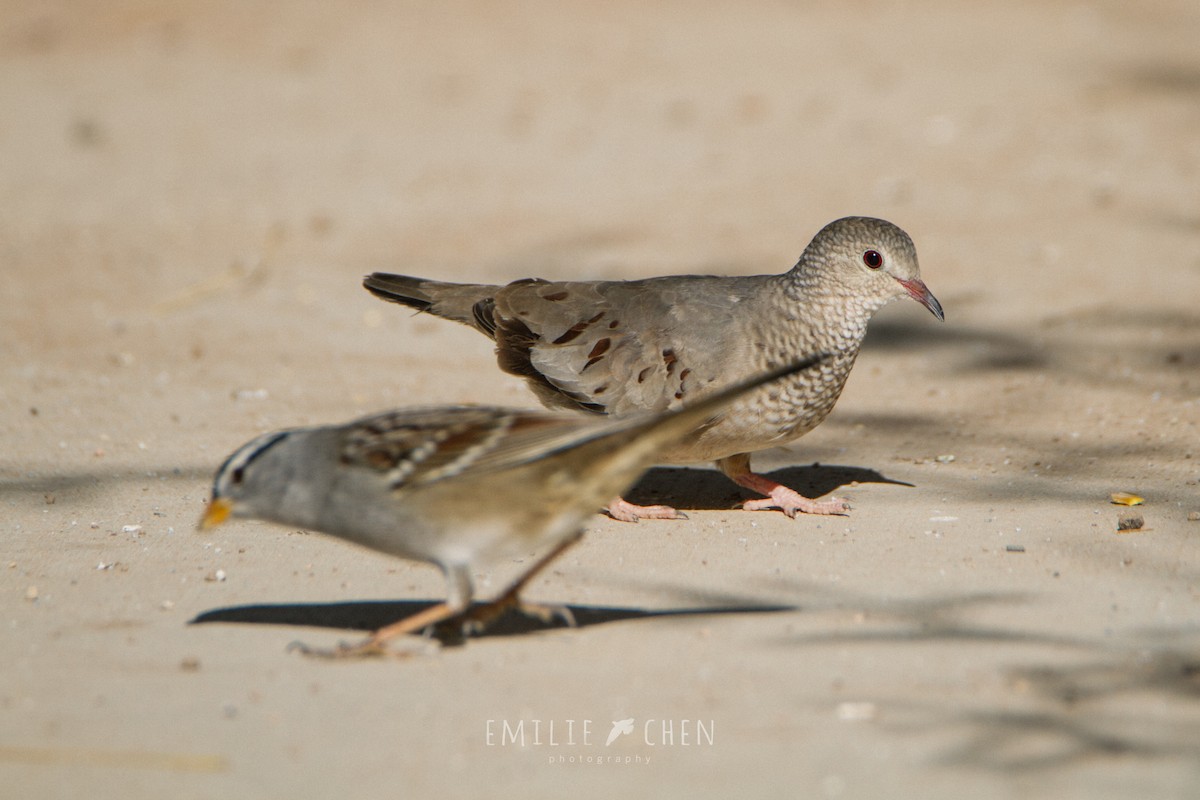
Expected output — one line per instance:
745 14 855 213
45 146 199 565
624 463 913 511
190 599 795 645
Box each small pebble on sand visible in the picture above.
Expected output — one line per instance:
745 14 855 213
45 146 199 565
1117 514 1144 532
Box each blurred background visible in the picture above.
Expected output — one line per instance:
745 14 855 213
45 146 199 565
5 0 1197 506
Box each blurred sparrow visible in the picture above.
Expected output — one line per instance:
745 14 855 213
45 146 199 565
200 356 823 656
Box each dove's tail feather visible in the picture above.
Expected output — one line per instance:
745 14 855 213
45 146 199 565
363 272 501 336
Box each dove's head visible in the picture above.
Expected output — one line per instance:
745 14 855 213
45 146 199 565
793 216 944 322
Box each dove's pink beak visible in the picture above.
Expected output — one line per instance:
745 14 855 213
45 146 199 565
897 277 944 321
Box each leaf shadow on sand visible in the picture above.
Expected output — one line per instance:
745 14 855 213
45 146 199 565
0 465 211 508
914 642 1200 774
764 579 1200 775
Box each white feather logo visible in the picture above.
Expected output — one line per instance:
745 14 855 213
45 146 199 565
605 718 635 746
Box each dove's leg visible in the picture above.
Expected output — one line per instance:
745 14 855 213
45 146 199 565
605 497 688 523
460 533 584 633
290 565 473 658
717 453 850 517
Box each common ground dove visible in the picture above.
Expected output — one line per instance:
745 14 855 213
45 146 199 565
364 216 943 522
201 358 821 656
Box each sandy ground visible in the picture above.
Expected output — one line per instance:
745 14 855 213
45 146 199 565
3 1 1200 797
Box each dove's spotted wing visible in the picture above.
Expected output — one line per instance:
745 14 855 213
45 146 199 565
489 274 775 417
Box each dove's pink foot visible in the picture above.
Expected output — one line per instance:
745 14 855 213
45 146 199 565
605 497 688 523
740 484 850 517
717 454 850 518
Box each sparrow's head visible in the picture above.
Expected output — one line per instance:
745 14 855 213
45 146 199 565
200 430 294 530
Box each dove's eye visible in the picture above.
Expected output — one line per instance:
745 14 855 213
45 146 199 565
863 250 883 269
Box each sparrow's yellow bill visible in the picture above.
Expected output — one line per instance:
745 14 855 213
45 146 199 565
199 497 233 530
